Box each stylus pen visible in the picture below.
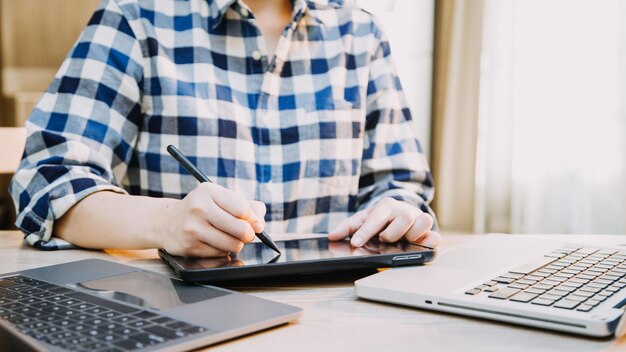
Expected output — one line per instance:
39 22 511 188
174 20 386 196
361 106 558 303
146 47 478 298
166 145 281 254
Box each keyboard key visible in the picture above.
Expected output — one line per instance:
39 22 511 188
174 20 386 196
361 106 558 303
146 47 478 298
129 320 153 328
585 280 610 290
493 277 515 284
112 315 138 324
545 289 569 297
114 338 145 350
500 272 525 279
532 283 554 290
524 275 544 282
181 326 207 334
546 276 566 283
102 323 121 331
524 288 546 295
113 327 140 336
592 278 613 285
579 286 601 294
151 316 177 325
144 325 180 339
85 307 111 315
488 287 521 299
539 294 562 301
576 304 595 312
165 321 190 330
593 294 609 302
133 311 159 320
553 299 580 309
542 280 561 287
532 271 551 278
509 292 538 303
571 290 594 298
563 279 586 286
129 332 160 346
84 318 107 327
99 311 123 319
531 298 555 306
552 285 576 293
516 279 538 286
563 294 587 302
465 289 481 295
586 299 603 306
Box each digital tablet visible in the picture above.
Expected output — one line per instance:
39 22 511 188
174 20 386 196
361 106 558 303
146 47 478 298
159 237 436 283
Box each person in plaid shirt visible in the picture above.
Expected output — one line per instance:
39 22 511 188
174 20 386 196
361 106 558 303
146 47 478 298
9 0 440 256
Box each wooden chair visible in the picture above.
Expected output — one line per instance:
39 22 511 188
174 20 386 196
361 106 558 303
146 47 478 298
0 127 26 174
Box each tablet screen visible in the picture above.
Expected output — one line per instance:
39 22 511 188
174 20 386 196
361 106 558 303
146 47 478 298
173 237 430 270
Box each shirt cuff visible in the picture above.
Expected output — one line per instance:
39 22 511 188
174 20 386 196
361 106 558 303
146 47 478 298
15 175 127 250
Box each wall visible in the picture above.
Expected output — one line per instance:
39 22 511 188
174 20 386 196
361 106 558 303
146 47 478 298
358 0 435 159
0 0 100 228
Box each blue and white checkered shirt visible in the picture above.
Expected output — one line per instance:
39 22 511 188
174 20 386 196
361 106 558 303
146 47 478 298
10 0 434 250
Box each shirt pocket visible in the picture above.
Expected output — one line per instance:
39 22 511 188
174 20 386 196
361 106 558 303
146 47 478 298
302 101 365 193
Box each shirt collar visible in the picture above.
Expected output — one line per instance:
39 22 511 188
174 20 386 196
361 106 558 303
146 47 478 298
207 0 325 30
207 0 237 29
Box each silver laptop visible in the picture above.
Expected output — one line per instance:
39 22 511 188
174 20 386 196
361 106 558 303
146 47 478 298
0 259 302 351
355 234 626 337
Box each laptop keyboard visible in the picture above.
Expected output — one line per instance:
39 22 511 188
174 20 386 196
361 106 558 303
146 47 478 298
0 275 208 351
465 246 626 312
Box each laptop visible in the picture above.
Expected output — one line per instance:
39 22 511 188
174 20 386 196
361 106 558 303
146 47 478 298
0 259 302 351
355 234 626 337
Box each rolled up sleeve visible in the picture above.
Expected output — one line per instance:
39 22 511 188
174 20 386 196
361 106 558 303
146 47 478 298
357 18 436 221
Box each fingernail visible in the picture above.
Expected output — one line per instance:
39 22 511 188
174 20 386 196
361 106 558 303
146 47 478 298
421 235 439 248
351 236 364 247
252 222 263 233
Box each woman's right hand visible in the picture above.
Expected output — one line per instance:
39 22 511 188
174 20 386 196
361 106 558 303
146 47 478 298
158 183 266 257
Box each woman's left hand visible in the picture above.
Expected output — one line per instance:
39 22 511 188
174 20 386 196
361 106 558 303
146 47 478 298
328 197 441 248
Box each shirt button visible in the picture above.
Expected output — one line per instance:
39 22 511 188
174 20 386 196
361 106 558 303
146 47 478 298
252 50 262 61
240 7 249 17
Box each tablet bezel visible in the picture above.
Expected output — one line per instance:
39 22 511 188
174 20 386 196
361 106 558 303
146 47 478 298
159 237 436 283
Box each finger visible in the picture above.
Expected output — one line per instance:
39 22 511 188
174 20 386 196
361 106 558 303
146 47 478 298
352 247 376 256
377 206 417 243
328 241 352 256
379 245 405 254
328 210 369 241
229 258 245 267
412 231 441 248
204 199 256 243
247 200 267 233
404 213 435 243
185 219 246 253
184 242 229 258
209 184 261 224
350 206 393 247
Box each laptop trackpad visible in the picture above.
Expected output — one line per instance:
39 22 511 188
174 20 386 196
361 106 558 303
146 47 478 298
433 248 528 274
69 271 230 310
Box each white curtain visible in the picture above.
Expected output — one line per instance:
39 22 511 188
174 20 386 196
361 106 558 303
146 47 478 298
358 0 435 157
476 0 626 234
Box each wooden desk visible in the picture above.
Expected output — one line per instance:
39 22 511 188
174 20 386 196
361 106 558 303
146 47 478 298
1 230 625 352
